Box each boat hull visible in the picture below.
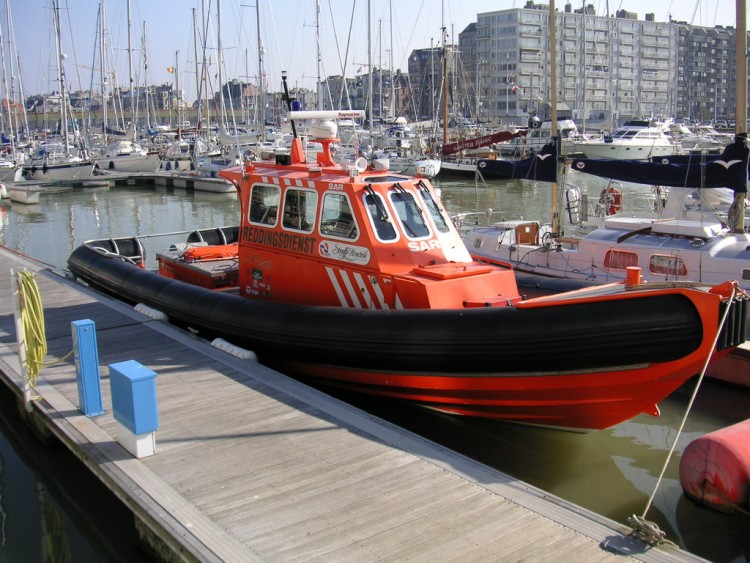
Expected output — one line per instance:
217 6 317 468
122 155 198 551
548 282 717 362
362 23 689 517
67 243 745 431
276 359 703 431
23 160 96 180
438 160 478 177
95 153 161 173
463 220 750 335
573 142 677 161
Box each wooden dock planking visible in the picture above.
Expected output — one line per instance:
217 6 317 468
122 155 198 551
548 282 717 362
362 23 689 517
0 248 706 562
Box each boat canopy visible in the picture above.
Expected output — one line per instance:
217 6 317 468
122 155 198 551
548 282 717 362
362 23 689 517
478 140 558 182
571 136 749 193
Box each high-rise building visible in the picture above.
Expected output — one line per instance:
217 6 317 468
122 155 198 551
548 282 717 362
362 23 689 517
450 2 746 128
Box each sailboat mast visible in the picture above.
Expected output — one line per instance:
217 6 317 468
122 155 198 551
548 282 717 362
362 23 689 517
143 21 150 130
53 0 70 156
256 1 265 133
217 0 223 125
367 0 373 139
316 0 322 110
99 2 107 144
127 0 134 137
550 0 560 237
192 8 200 131
389 0 395 118
441 26 448 148
736 0 747 136
174 51 180 128
0 3 16 156
732 0 747 233
7 0 28 142
581 0 586 135
201 0 210 136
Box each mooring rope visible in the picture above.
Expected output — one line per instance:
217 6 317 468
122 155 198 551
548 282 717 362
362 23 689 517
628 283 741 545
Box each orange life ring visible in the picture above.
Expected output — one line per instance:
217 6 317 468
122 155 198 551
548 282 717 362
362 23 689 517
599 186 623 215
182 243 238 262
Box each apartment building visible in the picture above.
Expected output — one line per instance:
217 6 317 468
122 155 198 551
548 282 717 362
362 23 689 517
428 2 746 127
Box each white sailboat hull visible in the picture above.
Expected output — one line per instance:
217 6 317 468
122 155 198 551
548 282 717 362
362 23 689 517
23 160 96 181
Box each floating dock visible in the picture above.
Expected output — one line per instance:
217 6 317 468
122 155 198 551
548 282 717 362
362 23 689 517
0 247 708 561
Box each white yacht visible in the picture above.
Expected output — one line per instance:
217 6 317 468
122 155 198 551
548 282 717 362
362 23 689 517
571 120 680 160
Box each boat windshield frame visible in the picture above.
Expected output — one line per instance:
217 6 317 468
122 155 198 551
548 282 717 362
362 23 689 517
363 187 399 242
319 191 359 240
389 184 431 240
248 183 281 226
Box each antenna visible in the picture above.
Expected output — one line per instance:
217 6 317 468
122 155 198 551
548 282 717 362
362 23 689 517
281 71 298 138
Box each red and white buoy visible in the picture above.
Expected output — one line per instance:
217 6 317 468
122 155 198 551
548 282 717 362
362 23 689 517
679 419 750 513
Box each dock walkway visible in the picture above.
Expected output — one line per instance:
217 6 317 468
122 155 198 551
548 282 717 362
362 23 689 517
0 247 704 562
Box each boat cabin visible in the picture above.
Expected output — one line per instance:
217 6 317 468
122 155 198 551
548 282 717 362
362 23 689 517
160 111 523 310
221 142 520 308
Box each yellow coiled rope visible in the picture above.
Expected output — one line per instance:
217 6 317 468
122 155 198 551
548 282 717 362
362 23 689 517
16 270 47 386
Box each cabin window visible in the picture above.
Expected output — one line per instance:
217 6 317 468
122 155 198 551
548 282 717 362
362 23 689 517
248 184 280 226
282 188 317 233
416 181 450 233
363 189 398 241
604 249 638 270
389 186 430 239
320 192 358 239
649 254 688 277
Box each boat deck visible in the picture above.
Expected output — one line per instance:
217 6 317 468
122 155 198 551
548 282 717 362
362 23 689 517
0 246 705 562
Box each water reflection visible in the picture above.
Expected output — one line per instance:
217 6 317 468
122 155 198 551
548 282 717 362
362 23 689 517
0 185 239 269
434 166 659 225
0 388 145 561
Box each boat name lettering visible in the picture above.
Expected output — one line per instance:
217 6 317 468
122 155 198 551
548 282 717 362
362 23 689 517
408 240 441 252
241 226 316 254
329 184 345 191
318 240 371 265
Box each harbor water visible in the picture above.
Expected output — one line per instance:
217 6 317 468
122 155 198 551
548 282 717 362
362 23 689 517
0 175 748 562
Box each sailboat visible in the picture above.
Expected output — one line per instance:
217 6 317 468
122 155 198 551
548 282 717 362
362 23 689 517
0 0 27 183
24 0 96 181
94 7 160 174
459 1 750 331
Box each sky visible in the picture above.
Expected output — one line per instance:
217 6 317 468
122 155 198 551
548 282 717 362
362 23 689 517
6 0 741 101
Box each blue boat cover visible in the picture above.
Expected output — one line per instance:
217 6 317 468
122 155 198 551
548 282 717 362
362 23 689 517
477 141 558 182
571 136 748 193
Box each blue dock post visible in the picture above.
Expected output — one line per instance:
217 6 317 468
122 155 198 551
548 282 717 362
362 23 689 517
71 319 105 417
109 360 159 458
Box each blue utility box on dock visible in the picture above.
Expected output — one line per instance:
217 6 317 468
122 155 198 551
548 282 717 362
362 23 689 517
72 319 104 417
109 360 158 435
